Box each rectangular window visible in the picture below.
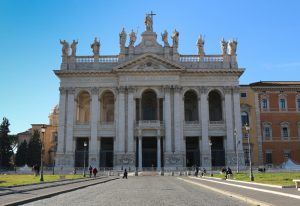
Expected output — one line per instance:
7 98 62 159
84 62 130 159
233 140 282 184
240 92 247 98
297 99 300 110
264 127 270 139
266 152 272 164
262 99 268 109
282 127 288 138
280 99 286 109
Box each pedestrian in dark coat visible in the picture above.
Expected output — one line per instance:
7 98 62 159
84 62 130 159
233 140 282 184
123 169 128 179
92 167 98 177
195 166 199 177
89 166 93 178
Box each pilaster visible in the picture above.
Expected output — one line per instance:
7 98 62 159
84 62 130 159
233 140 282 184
90 87 99 166
200 86 210 168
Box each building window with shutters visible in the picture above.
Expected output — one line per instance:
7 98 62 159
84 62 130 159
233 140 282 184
262 122 272 141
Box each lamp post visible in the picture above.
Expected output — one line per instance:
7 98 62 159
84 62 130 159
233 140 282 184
234 129 240 173
83 141 87 177
40 125 46 182
209 140 213 176
244 123 254 181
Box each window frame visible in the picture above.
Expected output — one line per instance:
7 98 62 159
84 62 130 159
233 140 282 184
262 122 272 141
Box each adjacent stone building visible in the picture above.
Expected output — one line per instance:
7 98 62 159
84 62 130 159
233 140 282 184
251 81 300 166
54 14 245 171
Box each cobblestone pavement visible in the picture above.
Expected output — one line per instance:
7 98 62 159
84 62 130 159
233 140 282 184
24 176 250 206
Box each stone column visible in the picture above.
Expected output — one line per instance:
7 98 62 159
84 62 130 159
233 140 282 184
224 87 234 166
139 98 142 120
65 87 75 168
157 98 160 121
254 92 263 165
157 136 161 171
233 86 245 166
200 87 210 168
164 86 172 153
90 87 99 167
127 87 135 167
56 87 67 168
116 86 126 167
174 86 184 166
138 135 142 171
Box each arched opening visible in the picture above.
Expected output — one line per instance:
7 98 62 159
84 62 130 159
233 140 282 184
184 90 199 121
208 90 223 121
241 111 249 126
101 91 115 123
141 90 157 120
76 91 90 123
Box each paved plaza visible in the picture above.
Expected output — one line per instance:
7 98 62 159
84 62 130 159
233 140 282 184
23 176 249 206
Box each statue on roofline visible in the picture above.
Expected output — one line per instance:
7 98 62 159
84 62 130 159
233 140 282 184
221 38 228 55
229 39 238 55
161 30 169 47
129 30 137 47
70 40 78 56
145 12 155 32
91 37 100 56
119 28 127 48
171 29 179 48
60 40 69 56
197 35 205 56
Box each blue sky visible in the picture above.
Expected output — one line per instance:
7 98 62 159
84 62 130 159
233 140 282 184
0 0 299 134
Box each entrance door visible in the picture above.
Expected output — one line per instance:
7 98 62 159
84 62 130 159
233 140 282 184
142 137 157 168
75 137 89 167
211 137 225 167
186 137 200 167
100 138 114 169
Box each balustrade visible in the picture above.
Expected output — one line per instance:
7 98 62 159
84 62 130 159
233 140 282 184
179 55 223 63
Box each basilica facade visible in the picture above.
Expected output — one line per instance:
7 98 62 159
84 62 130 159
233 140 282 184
54 14 245 171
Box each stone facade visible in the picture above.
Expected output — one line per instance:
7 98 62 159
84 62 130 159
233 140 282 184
54 15 245 171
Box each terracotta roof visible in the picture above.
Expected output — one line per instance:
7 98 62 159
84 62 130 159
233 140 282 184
250 81 300 87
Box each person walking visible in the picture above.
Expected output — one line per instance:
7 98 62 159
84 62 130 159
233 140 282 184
195 166 199 177
89 166 93 178
92 167 98 178
123 169 128 179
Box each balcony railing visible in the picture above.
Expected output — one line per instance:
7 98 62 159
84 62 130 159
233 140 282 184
75 55 119 63
179 55 223 63
136 120 164 128
184 121 199 125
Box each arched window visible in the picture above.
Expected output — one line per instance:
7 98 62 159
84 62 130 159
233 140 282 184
241 111 249 126
184 90 198 121
101 91 115 123
208 90 222 121
76 91 90 123
141 90 157 120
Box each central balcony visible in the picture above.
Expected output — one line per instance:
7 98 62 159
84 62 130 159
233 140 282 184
135 120 164 130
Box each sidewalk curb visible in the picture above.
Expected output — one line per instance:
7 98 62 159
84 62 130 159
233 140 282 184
226 179 288 189
178 177 273 206
4 177 119 206
0 176 106 196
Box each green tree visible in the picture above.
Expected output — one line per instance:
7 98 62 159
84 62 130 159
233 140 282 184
27 130 41 167
15 140 28 166
0 117 13 168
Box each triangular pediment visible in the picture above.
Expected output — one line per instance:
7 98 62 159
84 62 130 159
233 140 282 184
113 53 185 72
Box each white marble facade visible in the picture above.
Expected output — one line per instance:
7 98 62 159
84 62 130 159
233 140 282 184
55 14 245 171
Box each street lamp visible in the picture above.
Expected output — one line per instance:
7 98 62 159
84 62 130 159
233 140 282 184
234 129 240 173
244 123 254 181
40 124 46 182
209 140 213 176
83 141 87 177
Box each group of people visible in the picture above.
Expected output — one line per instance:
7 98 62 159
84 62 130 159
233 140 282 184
221 167 233 179
88 166 98 178
194 167 207 177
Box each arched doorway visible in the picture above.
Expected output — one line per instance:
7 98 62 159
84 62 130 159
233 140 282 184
184 90 199 121
76 91 90 123
208 90 223 121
